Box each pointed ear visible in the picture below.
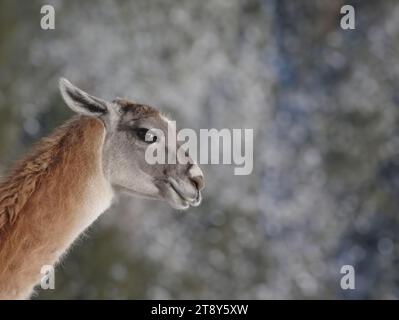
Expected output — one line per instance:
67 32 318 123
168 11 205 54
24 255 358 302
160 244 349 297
59 78 108 116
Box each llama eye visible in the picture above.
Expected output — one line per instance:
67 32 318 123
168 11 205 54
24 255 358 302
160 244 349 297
135 128 157 143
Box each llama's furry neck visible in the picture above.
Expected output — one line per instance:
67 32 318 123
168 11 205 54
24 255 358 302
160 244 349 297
0 116 114 299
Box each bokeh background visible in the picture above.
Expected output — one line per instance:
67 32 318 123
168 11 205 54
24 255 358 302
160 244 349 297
0 0 399 299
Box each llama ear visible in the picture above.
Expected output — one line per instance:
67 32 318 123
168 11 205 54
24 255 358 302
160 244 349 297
59 78 108 116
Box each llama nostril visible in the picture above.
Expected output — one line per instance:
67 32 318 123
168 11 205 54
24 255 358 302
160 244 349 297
190 175 204 191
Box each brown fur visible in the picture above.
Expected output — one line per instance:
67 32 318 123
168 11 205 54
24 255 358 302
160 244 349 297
0 116 106 299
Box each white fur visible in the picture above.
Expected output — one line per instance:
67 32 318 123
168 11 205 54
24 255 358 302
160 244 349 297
189 164 203 179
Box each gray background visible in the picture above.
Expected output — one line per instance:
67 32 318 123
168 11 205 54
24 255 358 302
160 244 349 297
0 0 398 299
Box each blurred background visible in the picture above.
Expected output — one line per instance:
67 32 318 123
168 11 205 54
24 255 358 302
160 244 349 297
0 0 399 299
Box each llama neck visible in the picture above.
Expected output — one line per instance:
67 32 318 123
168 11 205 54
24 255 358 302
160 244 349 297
0 116 114 299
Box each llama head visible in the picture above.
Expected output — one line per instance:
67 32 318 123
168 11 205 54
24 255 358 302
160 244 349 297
59 78 204 210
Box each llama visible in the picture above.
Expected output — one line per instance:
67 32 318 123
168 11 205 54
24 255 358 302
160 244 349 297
0 78 204 299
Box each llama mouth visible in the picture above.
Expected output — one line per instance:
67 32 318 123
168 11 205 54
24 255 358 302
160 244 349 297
168 178 201 207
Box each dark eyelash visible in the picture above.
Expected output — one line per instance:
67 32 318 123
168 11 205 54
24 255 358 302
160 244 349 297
133 128 157 143
134 128 148 139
